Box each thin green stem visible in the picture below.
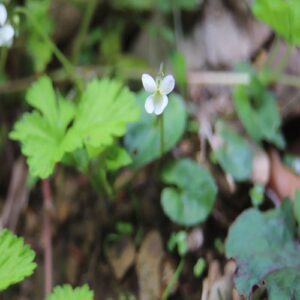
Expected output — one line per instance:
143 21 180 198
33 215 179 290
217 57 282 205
71 0 98 64
162 258 184 300
159 113 164 156
15 7 81 89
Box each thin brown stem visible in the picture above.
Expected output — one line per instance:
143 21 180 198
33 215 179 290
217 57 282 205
41 179 53 297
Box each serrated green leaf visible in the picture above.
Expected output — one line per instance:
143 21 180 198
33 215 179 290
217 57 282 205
10 76 75 178
0 229 36 291
252 0 300 46
64 78 140 156
214 122 253 181
125 91 187 167
233 65 284 148
161 158 217 226
47 284 94 300
225 201 300 298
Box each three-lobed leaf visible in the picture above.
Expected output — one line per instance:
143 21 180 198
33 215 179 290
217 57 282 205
225 201 300 299
161 158 217 226
47 284 94 300
10 76 75 179
0 229 36 291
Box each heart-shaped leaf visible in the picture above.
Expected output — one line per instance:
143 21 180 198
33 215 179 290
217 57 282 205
161 158 217 226
213 122 253 181
125 91 187 167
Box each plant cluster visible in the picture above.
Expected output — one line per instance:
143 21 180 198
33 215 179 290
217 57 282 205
1 0 300 299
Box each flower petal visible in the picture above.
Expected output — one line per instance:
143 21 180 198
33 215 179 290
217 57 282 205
0 4 7 27
0 24 14 47
159 75 175 95
142 74 157 93
145 95 155 114
154 95 168 115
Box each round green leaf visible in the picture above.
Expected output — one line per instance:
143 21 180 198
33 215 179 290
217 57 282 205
161 159 217 226
125 91 186 167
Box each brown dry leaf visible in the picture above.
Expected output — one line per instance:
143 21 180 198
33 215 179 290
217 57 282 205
136 231 164 300
202 260 241 300
106 237 136 280
269 149 300 199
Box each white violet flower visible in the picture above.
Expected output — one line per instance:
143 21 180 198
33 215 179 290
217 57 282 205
142 73 175 115
0 3 14 47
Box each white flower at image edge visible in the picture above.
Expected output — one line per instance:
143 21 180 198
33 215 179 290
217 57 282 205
142 73 175 115
0 3 14 47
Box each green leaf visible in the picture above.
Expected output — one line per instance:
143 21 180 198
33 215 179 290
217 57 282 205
294 190 300 226
103 145 132 171
125 91 186 167
167 231 188 257
10 76 75 179
47 284 94 300
171 50 187 94
25 0 54 71
161 158 217 226
0 229 36 291
249 183 265 207
64 78 140 156
111 0 158 10
233 66 284 148
193 258 206 278
214 122 253 181
159 0 200 12
225 201 300 298
252 0 300 46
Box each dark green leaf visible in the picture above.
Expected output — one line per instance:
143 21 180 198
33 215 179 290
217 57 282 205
161 158 217 226
225 201 300 298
